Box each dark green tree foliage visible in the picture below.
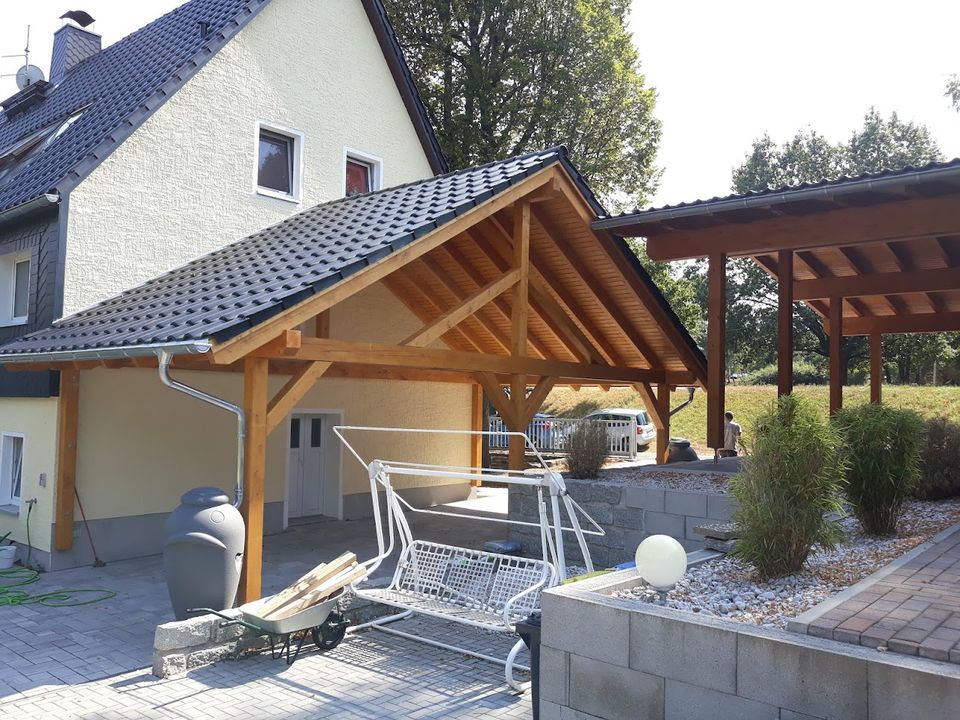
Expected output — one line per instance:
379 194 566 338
731 394 845 578
626 240 704 340
834 404 925 536
384 0 661 210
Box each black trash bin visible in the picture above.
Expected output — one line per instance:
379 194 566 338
515 611 542 719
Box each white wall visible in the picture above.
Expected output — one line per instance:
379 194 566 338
63 0 434 317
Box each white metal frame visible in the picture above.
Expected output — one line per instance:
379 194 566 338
333 425 604 691
253 120 305 203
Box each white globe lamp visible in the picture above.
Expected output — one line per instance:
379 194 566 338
635 534 687 591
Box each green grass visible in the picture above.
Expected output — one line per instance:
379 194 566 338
543 384 960 455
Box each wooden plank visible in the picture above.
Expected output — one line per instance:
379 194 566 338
383 272 482 353
239 356 269 603
794 266 960 300
512 201 531 358
265 361 332 435
269 564 366 620
655 383 670 464
259 551 357 618
255 337 667 384
211 165 559 365
707 254 726 449
838 311 960 336
403 270 519 347
778 249 794 397
54 369 80 551
829 298 843 415
870 332 882 404
645 195 960 261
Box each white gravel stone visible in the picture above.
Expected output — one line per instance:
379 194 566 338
612 498 960 628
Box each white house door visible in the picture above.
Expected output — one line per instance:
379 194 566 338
287 414 328 519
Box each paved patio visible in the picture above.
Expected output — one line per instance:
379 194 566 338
0 500 509 701
802 523 960 664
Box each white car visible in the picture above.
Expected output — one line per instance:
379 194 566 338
584 408 657 452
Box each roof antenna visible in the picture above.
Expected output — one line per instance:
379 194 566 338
1 25 46 90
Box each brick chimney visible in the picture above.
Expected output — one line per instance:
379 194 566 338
50 24 101 84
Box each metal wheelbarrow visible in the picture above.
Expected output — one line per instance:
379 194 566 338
189 588 349 665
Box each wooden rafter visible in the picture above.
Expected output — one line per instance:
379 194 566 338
835 247 900 315
837 311 960 336
383 271 484 353
881 241 939 312
794 266 960 301
266 361 332 435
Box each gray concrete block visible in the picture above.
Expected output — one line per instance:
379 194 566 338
737 633 868 720
612 507 643 530
664 679 778 720
570 481 623 505
686 516 710 541
539 646 569 706
568 654 664 720
153 616 215 652
625 487 665 511
779 711 825 720
582 502 614 525
560 706 608 720
151 652 186 678
664 490 708 517
866 658 960 720
630 611 737 694
542 591 630 666
707 494 737 520
644 511 685 538
540 700 563 720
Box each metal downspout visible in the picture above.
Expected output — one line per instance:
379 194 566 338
157 351 245 509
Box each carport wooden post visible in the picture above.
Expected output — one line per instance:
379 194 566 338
829 296 843 415
778 249 794 396
870 332 882 404
239 356 268 603
470 383 483 479
508 200 531 471
54 369 81 551
656 383 670 464
706 254 726 450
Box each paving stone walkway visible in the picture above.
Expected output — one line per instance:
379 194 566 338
0 617 532 719
803 523 960 663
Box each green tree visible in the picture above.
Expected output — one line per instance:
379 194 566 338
627 240 704 341
946 74 960 111
727 109 946 380
384 0 661 210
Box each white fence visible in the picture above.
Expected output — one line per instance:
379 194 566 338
487 416 640 458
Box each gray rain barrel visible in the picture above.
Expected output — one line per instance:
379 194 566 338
163 487 244 620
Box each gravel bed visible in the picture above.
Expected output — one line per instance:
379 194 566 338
597 467 731 494
612 498 960 628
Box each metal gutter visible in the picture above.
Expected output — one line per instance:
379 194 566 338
593 162 960 230
0 339 212 364
0 192 60 230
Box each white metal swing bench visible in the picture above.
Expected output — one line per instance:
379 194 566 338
333 426 604 691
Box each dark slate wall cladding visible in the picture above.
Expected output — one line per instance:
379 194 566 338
0 210 59 396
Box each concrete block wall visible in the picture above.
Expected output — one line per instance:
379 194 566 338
509 478 734 569
540 570 960 720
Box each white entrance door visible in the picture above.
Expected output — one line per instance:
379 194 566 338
287 414 328 519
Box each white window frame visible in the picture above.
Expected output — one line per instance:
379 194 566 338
253 121 305 203
0 432 25 509
342 146 383 197
0 250 30 327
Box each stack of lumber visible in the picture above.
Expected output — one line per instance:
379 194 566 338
256 552 365 620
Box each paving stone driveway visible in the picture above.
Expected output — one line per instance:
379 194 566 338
0 618 532 719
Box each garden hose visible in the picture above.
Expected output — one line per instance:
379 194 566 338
0 566 115 607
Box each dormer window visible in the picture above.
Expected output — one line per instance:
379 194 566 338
344 148 382 197
0 251 30 326
255 122 303 202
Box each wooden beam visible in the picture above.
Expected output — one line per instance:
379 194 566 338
835 247 900 315
707 254 726 449
837 311 960 336
512 201 531 358
523 376 556 424
239 356 268 603
508 375 526 470
470 384 483 475
778 249 794 396
646 195 960 261
794 266 960 300
402 269 519 347
255 329 302 357
315 310 330 339
211 165 559 364
262 337 665 384
383 272 484 353
655 383 670 464
476 373 517 428
870 333 882 404
54 369 80 551
829 297 843 416
266 361 332 435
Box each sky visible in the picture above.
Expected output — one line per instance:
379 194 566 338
2 1 959 209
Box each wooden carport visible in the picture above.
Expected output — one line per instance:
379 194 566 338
1 149 705 602
595 160 960 449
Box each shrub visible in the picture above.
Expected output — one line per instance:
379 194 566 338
914 416 960 500
731 394 845 578
834 403 924 536
565 420 609 479
742 361 827 386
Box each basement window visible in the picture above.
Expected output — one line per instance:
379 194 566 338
343 148 382 197
255 122 304 202
0 251 30 326
0 433 24 508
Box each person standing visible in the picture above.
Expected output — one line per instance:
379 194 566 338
718 411 741 458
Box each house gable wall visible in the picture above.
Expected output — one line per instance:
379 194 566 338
62 0 434 317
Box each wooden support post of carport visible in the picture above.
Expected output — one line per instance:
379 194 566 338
778 250 794 396
238 356 268 604
870 332 882 404
707 254 726 450
54 369 81 551
829 296 843 415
